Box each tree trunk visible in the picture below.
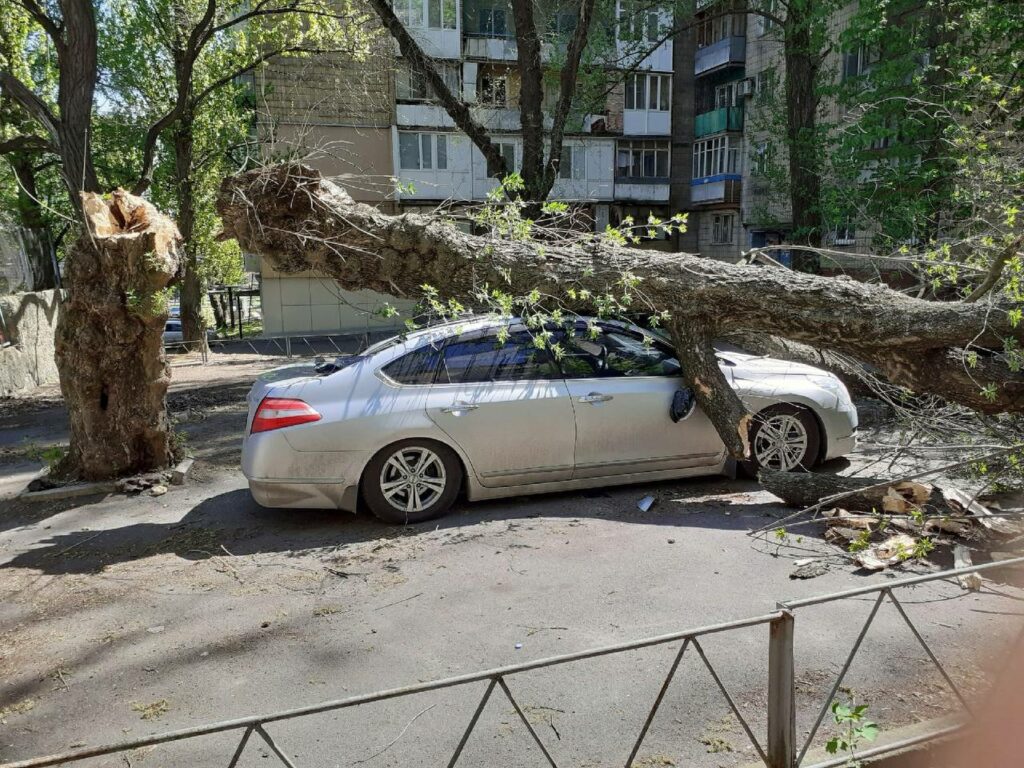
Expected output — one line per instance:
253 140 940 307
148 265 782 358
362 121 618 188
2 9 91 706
783 4 823 271
217 165 1024 458
55 190 182 480
512 0 547 204
173 111 207 351
56 0 101 205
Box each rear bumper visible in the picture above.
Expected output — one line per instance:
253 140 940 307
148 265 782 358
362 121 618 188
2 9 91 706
242 430 367 511
249 479 359 511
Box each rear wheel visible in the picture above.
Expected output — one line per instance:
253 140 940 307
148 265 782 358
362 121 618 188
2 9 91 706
361 439 462 524
741 404 820 476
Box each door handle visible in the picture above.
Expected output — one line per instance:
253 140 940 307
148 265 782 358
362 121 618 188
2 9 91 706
441 400 480 414
578 392 613 404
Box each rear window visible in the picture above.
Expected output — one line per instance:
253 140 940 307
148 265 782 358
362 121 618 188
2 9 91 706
382 344 443 385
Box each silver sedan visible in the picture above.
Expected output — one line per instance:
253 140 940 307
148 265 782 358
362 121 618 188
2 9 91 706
242 317 858 523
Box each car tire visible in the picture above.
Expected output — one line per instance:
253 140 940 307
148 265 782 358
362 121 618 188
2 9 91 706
740 404 821 477
361 439 463 524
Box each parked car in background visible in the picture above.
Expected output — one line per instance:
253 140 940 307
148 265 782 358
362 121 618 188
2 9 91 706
163 319 216 346
242 317 858 523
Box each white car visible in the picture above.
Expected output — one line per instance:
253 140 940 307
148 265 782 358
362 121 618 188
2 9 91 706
242 317 858 523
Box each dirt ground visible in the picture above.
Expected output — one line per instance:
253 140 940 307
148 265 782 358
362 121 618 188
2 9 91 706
1 350 1023 767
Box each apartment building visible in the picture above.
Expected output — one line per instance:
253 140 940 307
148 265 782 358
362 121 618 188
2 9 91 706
391 0 676 244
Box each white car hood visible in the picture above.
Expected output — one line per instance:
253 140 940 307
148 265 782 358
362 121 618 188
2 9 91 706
719 351 827 379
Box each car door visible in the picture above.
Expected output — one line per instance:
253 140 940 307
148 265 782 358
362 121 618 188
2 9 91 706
425 327 576 487
560 324 726 478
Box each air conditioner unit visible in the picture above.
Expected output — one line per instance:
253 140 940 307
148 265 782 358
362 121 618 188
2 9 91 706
738 78 755 97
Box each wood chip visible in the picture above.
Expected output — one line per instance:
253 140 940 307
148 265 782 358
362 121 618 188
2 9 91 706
953 545 983 591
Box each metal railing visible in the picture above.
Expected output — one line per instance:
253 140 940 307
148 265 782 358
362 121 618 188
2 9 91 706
4 556 1023 768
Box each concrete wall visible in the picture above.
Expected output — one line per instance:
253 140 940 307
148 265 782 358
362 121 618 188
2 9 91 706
0 290 60 396
259 262 415 338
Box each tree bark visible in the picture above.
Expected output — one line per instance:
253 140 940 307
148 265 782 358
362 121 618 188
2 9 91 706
172 108 207 351
783 2 824 271
55 190 182 480
512 0 546 202
217 165 1024 457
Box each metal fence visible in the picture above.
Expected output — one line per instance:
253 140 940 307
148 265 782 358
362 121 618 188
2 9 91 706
4 557 1023 768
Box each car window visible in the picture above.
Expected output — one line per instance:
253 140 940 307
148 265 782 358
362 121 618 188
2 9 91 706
559 328 681 378
165 322 181 332
438 331 560 384
382 344 444 385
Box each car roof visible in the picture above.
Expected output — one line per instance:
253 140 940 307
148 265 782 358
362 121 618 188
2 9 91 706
364 315 651 356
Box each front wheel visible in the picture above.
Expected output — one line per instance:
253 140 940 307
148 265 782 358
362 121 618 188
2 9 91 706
361 440 462 524
741 404 821 476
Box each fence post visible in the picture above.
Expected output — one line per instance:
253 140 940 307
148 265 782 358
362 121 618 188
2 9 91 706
768 609 796 768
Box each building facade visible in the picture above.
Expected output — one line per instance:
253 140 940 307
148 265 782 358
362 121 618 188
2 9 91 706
254 0 891 335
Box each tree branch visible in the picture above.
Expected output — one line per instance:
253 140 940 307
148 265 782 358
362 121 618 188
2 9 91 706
364 0 508 177
545 0 597 186
0 69 60 141
0 133 55 155
964 235 1023 303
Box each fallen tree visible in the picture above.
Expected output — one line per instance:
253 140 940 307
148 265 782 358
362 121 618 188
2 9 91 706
216 164 1024 459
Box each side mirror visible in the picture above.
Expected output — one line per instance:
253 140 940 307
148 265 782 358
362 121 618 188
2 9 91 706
670 388 696 423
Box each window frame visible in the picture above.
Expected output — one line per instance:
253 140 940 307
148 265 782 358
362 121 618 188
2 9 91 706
398 132 449 171
435 328 563 384
396 0 457 29
711 213 735 244
479 73 508 106
487 141 516 177
692 135 741 180
615 139 670 180
556 324 682 380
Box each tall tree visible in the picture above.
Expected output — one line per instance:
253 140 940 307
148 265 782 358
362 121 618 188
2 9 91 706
102 0 368 349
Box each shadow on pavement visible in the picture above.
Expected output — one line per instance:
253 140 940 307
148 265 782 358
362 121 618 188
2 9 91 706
2 474 830 576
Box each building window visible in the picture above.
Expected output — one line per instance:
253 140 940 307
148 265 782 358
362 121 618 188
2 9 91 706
396 63 461 101
618 0 660 43
615 140 670 179
692 136 741 179
756 0 778 36
695 0 746 48
754 68 777 97
487 141 516 177
478 6 508 36
479 74 508 106
751 141 772 176
715 81 740 109
843 45 881 80
712 213 735 244
399 133 449 170
551 10 577 36
558 144 586 180
396 0 456 29
625 73 671 111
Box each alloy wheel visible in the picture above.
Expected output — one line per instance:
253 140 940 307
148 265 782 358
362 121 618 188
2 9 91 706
379 446 448 513
753 413 809 471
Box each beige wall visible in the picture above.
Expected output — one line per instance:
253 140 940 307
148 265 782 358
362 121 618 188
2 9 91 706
0 290 60 396
264 123 396 204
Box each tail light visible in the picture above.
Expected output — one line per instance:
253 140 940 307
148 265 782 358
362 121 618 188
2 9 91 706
251 397 321 434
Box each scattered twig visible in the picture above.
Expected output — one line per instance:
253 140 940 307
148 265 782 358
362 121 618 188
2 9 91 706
374 592 423 611
51 531 103 558
351 704 436 764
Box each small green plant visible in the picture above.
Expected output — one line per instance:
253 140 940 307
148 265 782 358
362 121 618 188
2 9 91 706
40 446 65 473
847 529 872 553
826 698 879 767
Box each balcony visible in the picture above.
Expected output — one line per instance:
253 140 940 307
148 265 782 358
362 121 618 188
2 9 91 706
695 36 746 76
690 175 742 205
463 33 518 60
694 106 743 138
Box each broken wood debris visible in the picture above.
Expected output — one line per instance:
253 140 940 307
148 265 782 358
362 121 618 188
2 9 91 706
760 469 1022 573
